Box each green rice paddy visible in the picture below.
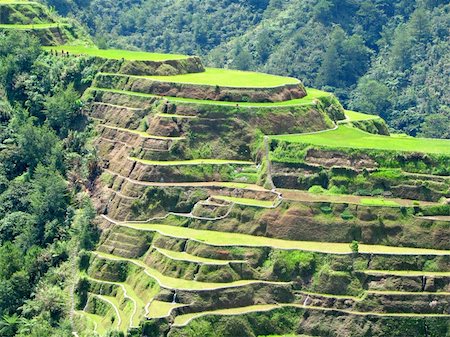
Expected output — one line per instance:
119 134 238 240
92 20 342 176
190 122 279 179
363 270 450 277
272 125 450 155
0 23 62 29
155 247 243 265
44 45 189 61
147 300 186 318
359 198 401 207
213 195 277 208
100 124 185 140
344 110 379 122
145 67 300 87
94 251 286 290
130 157 254 166
90 87 329 107
120 223 450 256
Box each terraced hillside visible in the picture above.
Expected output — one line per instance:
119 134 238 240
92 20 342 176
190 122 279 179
58 42 448 336
5 3 449 336
0 0 87 45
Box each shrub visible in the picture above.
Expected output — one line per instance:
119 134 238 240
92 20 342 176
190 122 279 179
308 185 325 194
341 209 354 220
350 240 359 254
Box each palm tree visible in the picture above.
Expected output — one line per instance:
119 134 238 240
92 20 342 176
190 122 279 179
0 313 21 337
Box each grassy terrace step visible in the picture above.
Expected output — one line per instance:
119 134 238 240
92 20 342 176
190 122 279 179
100 124 185 140
137 67 300 88
154 247 245 265
271 125 450 155
119 223 450 256
342 110 380 122
367 290 450 296
45 45 189 61
147 300 186 319
90 87 328 107
93 294 129 331
172 303 450 327
130 156 254 166
156 113 198 119
0 23 65 29
363 270 450 277
85 276 150 327
279 189 438 207
94 251 289 291
212 195 278 208
105 170 268 191
75 311 108 336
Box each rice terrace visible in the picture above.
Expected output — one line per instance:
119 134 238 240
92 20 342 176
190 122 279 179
0 1 449 337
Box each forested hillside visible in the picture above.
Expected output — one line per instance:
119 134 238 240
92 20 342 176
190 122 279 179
45 0 449 138
0 32 99 336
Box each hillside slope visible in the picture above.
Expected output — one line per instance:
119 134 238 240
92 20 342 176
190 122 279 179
46 0 450 138
2 2 450 337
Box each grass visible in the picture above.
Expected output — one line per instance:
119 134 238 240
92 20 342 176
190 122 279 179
145 67 300 88
367 290 450 296
75 311 109 336
0 23 63 29
44 45 189 61
156 113 197 119
344 110 379 122
90 87 329 107
271 125 450 155
360 198 401 207
363 270 450 277
120 223 450 256
155 247 244 265
94 251 286 291
212 195 277 208
130 156 254 166
147 300 186 319
173 303 450 327
100 124 185 140
174 304 280 326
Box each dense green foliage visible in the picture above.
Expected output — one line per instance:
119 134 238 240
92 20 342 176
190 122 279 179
50 0 450 137
0 31 99 337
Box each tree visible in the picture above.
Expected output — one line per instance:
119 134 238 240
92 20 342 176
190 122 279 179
43 83 81 137
350 78 392 117
16 119 62 172
350 240 359 255
231 43 254 71
318 27 371 88
420 112 450 139
0 314 21 337
29 164 68 242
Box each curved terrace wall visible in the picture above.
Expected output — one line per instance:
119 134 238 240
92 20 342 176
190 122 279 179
94 73 307 103
97 57 204 77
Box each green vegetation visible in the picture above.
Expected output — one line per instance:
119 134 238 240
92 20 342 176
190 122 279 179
360 198 401 207
3 1 450 336
101 124 185 140
45 45 189 60
212 195 276 208
344 110 379 122
146 67 299 87
131 157 254 166
121 223 450 256
0 23 63 29
147 300 185 319
94 251 286 290
174 304 281 326
155 247 243 265
272 125 450 155
58 0 450 138
91 87 329 107
0 31 100 336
